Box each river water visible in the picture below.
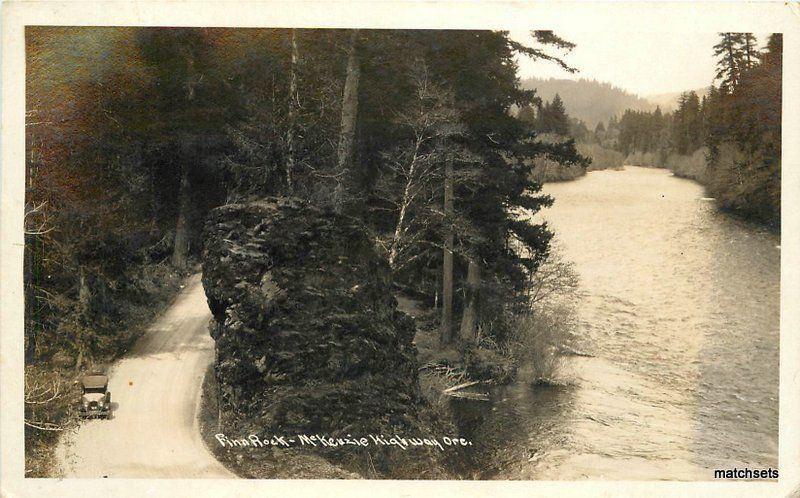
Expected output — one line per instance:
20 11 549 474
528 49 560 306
453 166 780 480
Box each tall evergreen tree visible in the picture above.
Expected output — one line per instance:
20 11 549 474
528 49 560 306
546 94 571 136
742 33 758 70
713 32 746 92
416 30 580 340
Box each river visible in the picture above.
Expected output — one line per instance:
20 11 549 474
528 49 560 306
453 166 780 480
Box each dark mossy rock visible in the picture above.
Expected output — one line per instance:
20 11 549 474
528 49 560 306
202 198 424 437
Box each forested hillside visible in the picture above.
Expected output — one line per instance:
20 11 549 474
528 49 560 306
519 77 655 127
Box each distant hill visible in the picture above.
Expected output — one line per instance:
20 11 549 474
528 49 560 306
645 87 711 112
520 77 656 128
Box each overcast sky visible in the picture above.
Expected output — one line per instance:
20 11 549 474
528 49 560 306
510 30 731 97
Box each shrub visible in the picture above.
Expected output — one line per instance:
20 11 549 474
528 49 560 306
508 305 573 385
624 150 660 167
529 156 586 183
666 147 708 182
706 143 780 226
577 142 624 171
24 366 80 477
508 247 578 385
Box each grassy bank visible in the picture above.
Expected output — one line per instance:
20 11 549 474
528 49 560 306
25 263 188 477
623 150 661 168
624 148 708 182
666 148 708 182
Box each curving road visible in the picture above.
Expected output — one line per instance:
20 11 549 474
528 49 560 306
56 274 234 478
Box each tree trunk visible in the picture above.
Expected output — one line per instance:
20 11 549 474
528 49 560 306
78 265 91 312
75 346 84 373
387 195 408 270
172 165 191 268
24 241 36 364
440 158 454 346
173 52 197 268
286 29 299 193
459 257 481 342
75 265 92 372
387 143 421 270
333 29 360 212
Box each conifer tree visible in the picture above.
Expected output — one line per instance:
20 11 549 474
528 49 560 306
713 32 746 92
742 33 758 70
548 94 571 136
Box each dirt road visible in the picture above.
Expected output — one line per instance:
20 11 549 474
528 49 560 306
56 274 235 478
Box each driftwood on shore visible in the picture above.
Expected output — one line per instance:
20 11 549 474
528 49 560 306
419 364 491 400
442 380 489 401
443 380 483 393
444 391 489 401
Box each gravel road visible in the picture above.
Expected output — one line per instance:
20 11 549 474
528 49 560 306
56 274 234 478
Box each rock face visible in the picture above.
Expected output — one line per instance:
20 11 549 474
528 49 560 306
202 198 422 436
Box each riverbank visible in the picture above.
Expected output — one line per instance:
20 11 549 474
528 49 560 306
624 149 707 182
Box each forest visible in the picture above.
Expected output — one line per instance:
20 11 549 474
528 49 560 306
24 27 586 475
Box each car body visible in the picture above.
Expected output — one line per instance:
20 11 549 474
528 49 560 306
80 372 111 419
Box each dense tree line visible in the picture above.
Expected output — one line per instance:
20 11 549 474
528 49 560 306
25 28 586 372
593 33 781 227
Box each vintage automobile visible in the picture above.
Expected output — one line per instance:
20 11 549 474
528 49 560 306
80 372 111 419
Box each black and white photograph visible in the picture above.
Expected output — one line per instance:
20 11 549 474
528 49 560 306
1 1 799 497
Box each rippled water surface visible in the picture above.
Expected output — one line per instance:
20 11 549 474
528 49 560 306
454 166 780 480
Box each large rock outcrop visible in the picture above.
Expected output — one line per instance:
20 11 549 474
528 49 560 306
202 198 423 437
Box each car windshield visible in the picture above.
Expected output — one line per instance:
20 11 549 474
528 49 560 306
84 387 106 394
